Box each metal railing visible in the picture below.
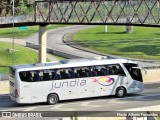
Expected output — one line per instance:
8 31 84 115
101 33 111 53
0 14 34 24
35 0 160 26
0 0 160 27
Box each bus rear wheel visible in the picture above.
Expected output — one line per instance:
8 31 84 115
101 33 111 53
47 94 59 105
116 87 126 98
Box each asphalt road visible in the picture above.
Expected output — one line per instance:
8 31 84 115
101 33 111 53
27 25 160 67
28 25 102 58
0 82 160 112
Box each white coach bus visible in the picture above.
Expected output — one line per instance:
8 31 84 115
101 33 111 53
9 57 143 105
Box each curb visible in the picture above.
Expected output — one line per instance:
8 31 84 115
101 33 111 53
26 42 81 59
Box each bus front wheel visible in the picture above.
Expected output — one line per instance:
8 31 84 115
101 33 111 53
116 87 126 97
47 94 59 105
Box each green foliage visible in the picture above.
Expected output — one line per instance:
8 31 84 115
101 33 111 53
70 112 78 120
0 0 35 16
73 26 160 60
15 3 34 15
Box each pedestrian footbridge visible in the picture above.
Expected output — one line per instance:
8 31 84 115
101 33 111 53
0 0 160 28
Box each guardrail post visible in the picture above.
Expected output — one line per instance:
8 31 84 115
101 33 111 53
39 25 47 63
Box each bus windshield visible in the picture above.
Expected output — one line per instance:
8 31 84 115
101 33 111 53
123 63 143 82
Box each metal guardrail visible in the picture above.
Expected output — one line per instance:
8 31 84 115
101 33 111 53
0 73 9 81
26 42 82 59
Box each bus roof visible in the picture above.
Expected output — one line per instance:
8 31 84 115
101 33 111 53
11 57 137 71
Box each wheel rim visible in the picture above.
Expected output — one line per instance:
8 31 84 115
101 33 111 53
49 95 57 104
118 89 124 97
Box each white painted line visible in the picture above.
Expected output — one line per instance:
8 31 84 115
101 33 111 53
51 104 76 111
80 101 99 108
107 99 128 104
51 104 66 110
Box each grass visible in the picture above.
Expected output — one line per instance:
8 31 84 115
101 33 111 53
0 41 65 73
0 25 67 73
0 25 67 38
0 41 39 73
73 26 160 60
53 55 65 60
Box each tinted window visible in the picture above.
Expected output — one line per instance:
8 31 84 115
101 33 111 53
106 64 126 76
19 71 33 82
91 65 106 76
123 63 143 82
74 67 90 78
57 68 73 80
19 64 126 82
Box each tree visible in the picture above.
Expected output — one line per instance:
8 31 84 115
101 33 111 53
0 0 34 16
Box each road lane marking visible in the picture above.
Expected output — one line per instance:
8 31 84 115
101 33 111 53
80 101 100 108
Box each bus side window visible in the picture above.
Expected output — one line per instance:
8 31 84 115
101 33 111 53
43 69 51 81
106 65 115 75
60 70 69 79
112 66 118 75
43 73 51 81
91 66 106 76
26 71 33 82
19 72 26 81
68 69 74 79
55 70 61 80
33 71 41 82
51 70 55 80
91 68 97 77
74 69 80 78
99 67 106 76
107 64 126 76
75 67 90 78
20 71 33 82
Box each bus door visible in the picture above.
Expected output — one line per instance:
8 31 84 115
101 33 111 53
123 64 143 93
128 67 143 92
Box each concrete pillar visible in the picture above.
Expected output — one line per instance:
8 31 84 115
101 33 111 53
125 0 133 33
104 25 108 33
39 26 47 63
126 25 133 33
